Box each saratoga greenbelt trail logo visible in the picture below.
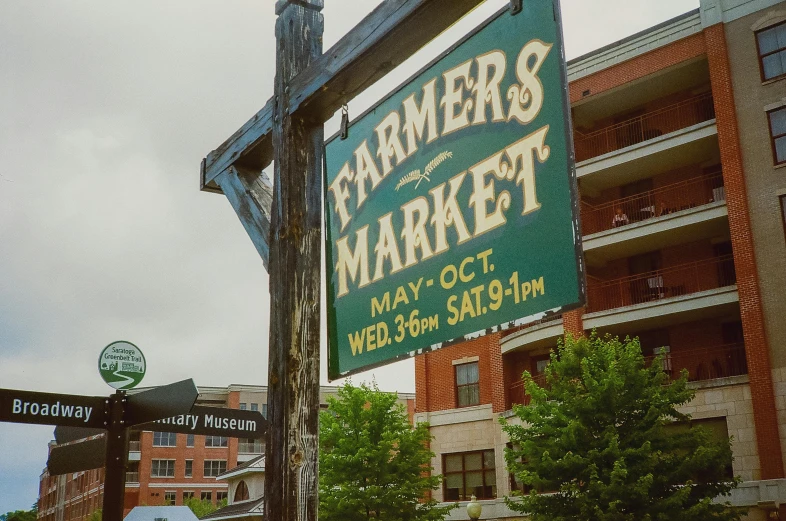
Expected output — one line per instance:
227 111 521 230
324 1 585 379
98 341 146 390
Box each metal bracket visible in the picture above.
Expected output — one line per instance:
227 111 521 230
275 0 324 15
340 105 350 140
510 0 522 15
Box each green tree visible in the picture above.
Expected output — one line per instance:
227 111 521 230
1 511 36 521
88 509 102 521
183 497 226 518
319 382 455 521
502 333 739 521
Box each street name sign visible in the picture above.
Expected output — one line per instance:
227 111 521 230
324 1 585 379
125 378 199 426
48 436 107 475
98 340 146 390
54 425 106 444
141 405 268 438
0 388 107 429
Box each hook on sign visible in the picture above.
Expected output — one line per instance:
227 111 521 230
340 105 350 140
510 0 522 15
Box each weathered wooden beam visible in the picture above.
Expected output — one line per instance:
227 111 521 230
201 0 485 192
201 98 274 192
265 1 323 520
215 166 273 269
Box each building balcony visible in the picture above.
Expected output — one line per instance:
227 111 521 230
574 93 715 162
581 172 724 236
507 342 747 409
128 440 140 452
645 342 747 383
125 472 139 484
500 314 563 354
238 441 264 454
587 255 735 313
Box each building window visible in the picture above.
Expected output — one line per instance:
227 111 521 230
183 491 194 500
455 362 480 407
164 491 176 504
757 21 786 81
216 491 227 502
201 491 212 502
250 403 259 412
261 404 268 418
239 403 247 410
443 450 496 501
204 460 227 477
205 436 228 448
152 432 177 447
769 107 786 165
186 434 194 448
151 459 176 478
234 480 250 502
184 460 193 478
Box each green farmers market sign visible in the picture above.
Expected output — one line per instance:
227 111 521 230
98 341 146 390
324 1 585 380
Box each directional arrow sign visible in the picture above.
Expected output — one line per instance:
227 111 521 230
125 379 198 426
0 388 108 429
140 405 268 438
47 436 107 475
54 425 107 444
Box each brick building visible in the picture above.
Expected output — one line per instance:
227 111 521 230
414 1 786 520
36 385 418 521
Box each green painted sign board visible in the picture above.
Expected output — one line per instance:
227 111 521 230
98 340 146 390
324 0 585 380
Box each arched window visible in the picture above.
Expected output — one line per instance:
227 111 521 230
234 480 250 502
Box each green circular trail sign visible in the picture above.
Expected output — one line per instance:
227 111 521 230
98 341 146 390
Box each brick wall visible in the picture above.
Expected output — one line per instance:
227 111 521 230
570 33 707 103
704 23 784 480
415 333 504 414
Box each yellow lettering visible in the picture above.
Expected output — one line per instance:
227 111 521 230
440 59 473 135
375 112 409 177
447 296 459 326
371 292 391 318
459 256 475 283
430 171 471 255
354 140 383 209
328 162 354 232
506 125 550 215
400 197 434 267
507 40 552 125
472 50 506 124
468 151 511 237
393 286 410 309
373 212 404 282
402 78 439 156
349 329 365 356
335 226 370 298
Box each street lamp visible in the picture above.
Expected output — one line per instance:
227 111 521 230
467 495 482 520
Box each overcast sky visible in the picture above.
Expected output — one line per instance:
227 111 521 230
0 0 699 512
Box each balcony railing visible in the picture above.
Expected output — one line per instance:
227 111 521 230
574 93 715 162
581 172 724 236
507 343 747 409
645 343 747 382
500 314 563 339
128 440 141 452
125 472 139 483
508 373 547 407
238 441 264 453
587 255 736 314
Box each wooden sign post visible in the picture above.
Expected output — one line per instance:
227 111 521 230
199 2 544 520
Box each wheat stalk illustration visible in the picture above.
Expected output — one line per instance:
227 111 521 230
394 151 453 191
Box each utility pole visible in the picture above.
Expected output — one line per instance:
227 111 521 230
265 2 324 521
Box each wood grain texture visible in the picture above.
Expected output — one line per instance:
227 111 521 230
200 0 484 193
265 2 324 521
216 166 273 269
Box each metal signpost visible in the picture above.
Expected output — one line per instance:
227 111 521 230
199 1 581 519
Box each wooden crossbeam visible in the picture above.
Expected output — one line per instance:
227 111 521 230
215 166 274 268
200 0 486 193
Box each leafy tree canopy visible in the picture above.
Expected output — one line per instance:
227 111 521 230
319 382 455 521
183 497 226 518
502 333 739 521
1 510 37 521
